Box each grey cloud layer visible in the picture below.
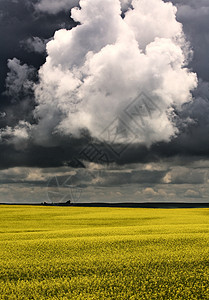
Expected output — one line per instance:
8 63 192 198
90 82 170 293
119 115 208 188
0 160 208 203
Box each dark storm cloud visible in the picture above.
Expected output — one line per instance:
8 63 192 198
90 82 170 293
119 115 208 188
0 0 78 137
165 0 209 82
0 136 87 170
0 0 77 95
0 0 209 172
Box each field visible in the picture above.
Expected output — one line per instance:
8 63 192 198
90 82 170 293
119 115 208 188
0 206 209 299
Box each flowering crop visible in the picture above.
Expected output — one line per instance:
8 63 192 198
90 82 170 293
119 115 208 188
0 206 209 299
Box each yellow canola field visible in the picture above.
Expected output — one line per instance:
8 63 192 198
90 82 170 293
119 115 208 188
0 206 209 299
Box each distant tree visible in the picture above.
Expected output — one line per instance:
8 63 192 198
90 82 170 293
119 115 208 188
65 200 71 205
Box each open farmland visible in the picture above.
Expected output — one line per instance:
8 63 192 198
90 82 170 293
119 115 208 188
0 205 209 299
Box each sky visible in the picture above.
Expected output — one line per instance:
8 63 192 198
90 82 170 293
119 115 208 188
0 0 209 203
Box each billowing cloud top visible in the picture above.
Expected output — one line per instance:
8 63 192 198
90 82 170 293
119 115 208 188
33 0 197 147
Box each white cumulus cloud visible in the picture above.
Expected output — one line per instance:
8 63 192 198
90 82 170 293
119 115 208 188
5 58 35 100
23 37 51 54
0 121 32 149
33 0 197 146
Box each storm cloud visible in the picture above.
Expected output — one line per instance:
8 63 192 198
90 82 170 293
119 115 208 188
1 0 209 203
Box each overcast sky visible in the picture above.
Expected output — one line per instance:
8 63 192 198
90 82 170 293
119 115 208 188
0 0 209 203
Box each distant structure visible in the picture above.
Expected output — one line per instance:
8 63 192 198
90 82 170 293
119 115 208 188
65 200 71 205
41 200 71 206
